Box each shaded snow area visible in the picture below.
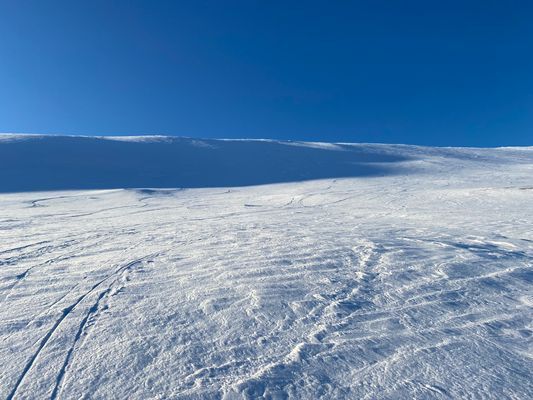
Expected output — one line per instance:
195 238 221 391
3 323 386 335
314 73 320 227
0 136 532 399
0 135 410 192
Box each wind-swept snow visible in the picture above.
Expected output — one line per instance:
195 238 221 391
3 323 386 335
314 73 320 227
0 135 412 192
0 136 532 399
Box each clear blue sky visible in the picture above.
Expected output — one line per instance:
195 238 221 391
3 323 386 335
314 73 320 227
0 1 531 146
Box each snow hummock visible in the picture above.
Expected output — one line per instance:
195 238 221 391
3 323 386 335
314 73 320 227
0 135 532 399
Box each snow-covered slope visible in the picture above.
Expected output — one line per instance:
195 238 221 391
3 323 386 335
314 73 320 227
0 135 532 399
0 134 413 192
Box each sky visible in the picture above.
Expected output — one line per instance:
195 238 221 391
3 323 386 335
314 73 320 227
0 1 531 146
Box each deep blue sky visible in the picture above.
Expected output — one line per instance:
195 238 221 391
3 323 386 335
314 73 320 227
0 1 531 146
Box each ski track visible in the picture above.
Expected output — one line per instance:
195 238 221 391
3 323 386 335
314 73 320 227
0 146 532 399
4 250 159 400
50 254 158 400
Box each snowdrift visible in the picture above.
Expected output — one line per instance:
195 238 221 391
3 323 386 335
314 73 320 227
0 135 413 192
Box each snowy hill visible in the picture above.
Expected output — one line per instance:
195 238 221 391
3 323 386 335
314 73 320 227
0 135 532 399
1 134 530 193
0 134 413 192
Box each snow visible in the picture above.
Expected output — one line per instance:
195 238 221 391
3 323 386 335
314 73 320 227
98 135 172 143
0 135 532 399
0 135 411 193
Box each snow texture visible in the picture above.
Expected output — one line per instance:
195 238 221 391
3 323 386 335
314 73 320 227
0 135 532 399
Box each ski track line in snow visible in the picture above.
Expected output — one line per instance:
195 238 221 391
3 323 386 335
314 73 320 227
49 254 152 400
5 252 160 400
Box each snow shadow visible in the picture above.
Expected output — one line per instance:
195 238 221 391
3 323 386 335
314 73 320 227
0 136 412 192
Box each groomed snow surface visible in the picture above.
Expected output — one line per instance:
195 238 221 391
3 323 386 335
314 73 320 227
0 136 532 399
